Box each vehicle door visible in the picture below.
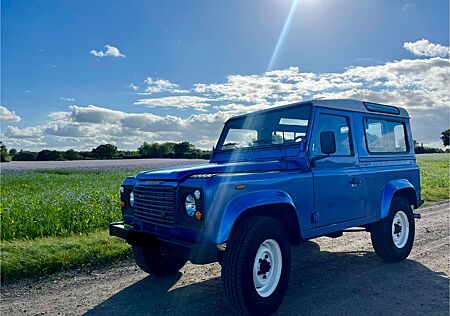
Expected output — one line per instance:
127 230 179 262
309 109 365 227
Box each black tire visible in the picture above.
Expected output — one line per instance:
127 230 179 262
221 216 291 316
132 245 187 276
371 196 415 262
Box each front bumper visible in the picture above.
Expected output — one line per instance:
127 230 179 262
109 222 217 264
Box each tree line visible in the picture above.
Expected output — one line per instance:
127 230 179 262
1 129 449 162
0 141 211 162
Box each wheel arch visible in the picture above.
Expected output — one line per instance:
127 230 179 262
215 191 302 245
380 179 418 219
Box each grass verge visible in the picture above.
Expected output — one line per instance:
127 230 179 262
1 169 140 240
1 230 131 282
417 154 449 203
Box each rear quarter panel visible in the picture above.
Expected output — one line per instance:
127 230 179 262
352 112 420 219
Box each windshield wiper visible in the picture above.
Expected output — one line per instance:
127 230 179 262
221 142 238 150
252 139 273 146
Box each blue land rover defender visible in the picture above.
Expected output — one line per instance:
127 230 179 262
110 99 423 315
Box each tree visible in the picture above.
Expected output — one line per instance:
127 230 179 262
63 149 81 160
138 142 158 158
12 150 37 161
173 142 195 158
0 142 11 162
441 129 449 147
138 142 175 158
8 148 17 156
36 149 63 161
91 144 118 159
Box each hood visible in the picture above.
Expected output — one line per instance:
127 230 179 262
135 160 287 181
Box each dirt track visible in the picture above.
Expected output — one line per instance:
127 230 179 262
2 201 449 315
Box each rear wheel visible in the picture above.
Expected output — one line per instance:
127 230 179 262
222 216 291 315
132 245 187 276
371 196 415 262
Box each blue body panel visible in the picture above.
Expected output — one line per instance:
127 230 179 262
119 99 422 256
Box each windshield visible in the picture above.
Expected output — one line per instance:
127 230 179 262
217 104 311 151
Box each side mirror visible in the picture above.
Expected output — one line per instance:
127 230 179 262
320 131 336 155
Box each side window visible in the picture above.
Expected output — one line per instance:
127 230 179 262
365 118 407 153
312 114 352 156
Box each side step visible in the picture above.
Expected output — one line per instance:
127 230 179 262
325 228 368 238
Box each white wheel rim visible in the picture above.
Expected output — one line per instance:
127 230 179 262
392 210 409 248
252 239 282 297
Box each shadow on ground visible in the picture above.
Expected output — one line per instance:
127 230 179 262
85 241 448 315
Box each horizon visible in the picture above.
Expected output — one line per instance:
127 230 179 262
1 0 449 151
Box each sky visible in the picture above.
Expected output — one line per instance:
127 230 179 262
1 0 449 151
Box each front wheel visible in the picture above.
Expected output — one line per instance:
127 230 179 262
132 245 187 276
221 217 291 315
370 196 415 262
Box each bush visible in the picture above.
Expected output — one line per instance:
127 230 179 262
36 149 64 161
91 144 118 159
0 143 11 162
12 150 37 161
63 149 81 160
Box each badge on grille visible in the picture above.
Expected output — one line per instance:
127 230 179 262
160 211 167 217
145 181 162 186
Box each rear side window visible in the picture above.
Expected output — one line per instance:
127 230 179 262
364 118 407 154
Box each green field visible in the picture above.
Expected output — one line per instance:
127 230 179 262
1 154 449 281
416 154 450 202
1 169 136 240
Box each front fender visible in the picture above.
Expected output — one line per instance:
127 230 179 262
215 190 296 244
380 179 417 219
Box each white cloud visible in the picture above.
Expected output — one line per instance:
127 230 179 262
69 105 126 123
0 106 21 122
5 126 42 138
2 105 228 151
128 83 139 91
89 45 125 58
401 3 416 12
59 97 76 102
3 41 450 150
140 77 188 95
404 39 449 57
134 96 212 111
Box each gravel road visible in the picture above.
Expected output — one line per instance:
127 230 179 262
0 158 207 172
2 201 449 316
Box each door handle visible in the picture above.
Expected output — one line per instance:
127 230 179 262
349 178 363 186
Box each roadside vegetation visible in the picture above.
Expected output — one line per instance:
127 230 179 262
416 154 450 202
1 169 134 240
0 141 211 162
1 128 449 163
1 154 448 281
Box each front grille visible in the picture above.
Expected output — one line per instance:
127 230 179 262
133 185 177 227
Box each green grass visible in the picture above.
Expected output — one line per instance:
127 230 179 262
417 154 450 202
1 230 131 281
0 154 448 281
1 169 140 240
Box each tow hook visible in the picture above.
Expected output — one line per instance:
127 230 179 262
413 213 421 219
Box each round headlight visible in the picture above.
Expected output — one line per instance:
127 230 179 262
194 189 201 200
185 194 196 217
119 186 125 194
129 191 135 206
